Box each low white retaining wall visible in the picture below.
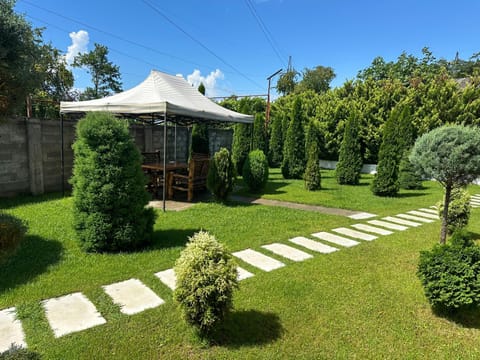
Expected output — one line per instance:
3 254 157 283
319 160 377 174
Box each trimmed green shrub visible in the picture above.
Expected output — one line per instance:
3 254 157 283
71 112 156 252
268 111 284 167
252 112 266 153
281 98 306 179
0 345 41 360
335 112 362 185
207 148 235 201
243 150 269 192
437 187 471 235
398 150 423 190
173 231 238 336
190 123 209 155
0 213 27 262
232 123 251 175
417 238 480 309
304 124 321 190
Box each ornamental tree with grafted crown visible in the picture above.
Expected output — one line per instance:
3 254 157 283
409 124 480 244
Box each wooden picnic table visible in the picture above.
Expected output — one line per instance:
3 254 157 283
141 162 188 198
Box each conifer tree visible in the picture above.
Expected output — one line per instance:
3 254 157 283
281 98 306 179
304 123 321 190
335 112 362 185
398 149 423 189
232 123 251 175
268 111 285 167
252 112 266 153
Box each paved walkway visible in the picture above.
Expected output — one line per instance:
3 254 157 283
230 195 376 219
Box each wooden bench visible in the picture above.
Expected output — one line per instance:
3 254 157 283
168 153 210 201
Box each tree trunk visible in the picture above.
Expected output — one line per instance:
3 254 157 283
440 184 452 244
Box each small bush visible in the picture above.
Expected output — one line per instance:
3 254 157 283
0 345 41 360
437 187 471 235
70 112 156 252
173 231 238 336
242 150 269 192
398 150 423 190
0 213 27 262
207 148 236 201
417 240 480 309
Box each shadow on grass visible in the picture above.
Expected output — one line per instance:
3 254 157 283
396 192 429 198
0 192 65 210
433 306 480 329
150 228 199 249
212 310 283 348
0 235 63 293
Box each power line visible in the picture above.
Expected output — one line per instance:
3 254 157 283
244 0 287 67
141 0 264 90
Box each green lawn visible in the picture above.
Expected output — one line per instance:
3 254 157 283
1 174 480 359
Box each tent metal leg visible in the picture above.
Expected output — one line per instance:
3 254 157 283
162 114 167 212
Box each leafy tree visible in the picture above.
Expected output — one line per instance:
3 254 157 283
252 112 266 153
297 65 336 94
73 43 122 100
410 125 480 244
437 186 471 235
281 98 306 179
276 69 298 96
304 123 321 190
335 112 362 185
71 112 156 252
232 123 251 175
268 110 284 167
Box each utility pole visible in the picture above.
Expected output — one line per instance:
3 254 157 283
265 68 282 129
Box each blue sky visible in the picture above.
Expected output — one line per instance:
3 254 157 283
15 0 480 98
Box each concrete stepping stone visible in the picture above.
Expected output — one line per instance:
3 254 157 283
367 220 408 231
312 232 359 247
332 227 377 241
429 205 438 209
418 208 440 214
0 307 26 353
289 236 338 254
103 279 164 315
155 269 176 290
348 212 377 220
262 243 313 262
237 266 254 281
383 216 422 227
351 223 393 235
408 210 439 220
233 249 285 272
43 292 106 338
395 213 434 223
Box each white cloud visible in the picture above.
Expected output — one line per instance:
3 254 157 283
65 30 89 65
186 69 224 97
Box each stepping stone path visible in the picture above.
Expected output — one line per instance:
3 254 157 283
262 243 313 262
351 223 393 235
2 204 447 349
289 236 338 254
331 227 377 241
470 195 480 208
43 292 107 338
233 249 285 272
103 279 164 315
0 307 26 353
312 232 359 247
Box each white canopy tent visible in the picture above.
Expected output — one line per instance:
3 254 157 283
60 70 254 210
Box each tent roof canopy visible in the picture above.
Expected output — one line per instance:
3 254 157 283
60 70 253 125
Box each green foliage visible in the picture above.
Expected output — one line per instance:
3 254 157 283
296 65 336 94
252 113 266 153
173 230 238 336
437 187 471 235
304 124 321 190
190 123 209 155
335 112 362 185
276 69 298 96
372 105 413 196
0 212 27 262
281 98 306 179
70 112 156 252
232 123 251 175
242 150 269 192
0 345 41 360
398 150 423 190
268 111 284 167
198 82 206 95
207 148 235 201
417 239 480 310
73 43 122 100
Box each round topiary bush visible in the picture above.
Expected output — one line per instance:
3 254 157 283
242 150 269 192
207 148 235 201
70 112 156 252
173 231 238 336
417 235 480 309
437 187 471 235
0 213 27 262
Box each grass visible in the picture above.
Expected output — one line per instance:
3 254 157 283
1 174 480 359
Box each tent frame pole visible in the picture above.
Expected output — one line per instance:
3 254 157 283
61 114 65 197
162 113 167 212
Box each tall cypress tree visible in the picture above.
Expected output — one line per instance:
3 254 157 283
304 123 321 190
190 83 209 155
232 123 251 175
335 112 362 185
268 111 285 167
281 98 306 179
252 112 266 153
